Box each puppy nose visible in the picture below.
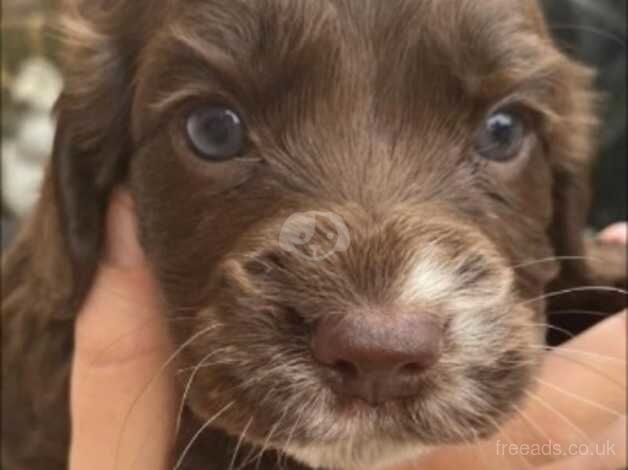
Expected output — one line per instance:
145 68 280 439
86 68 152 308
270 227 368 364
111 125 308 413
311 310 442 405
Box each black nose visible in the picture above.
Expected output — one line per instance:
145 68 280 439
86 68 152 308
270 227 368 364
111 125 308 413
311 309 442 405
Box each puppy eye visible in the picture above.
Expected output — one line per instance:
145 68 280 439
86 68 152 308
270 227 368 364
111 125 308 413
474 110 527 162
186 106 245 161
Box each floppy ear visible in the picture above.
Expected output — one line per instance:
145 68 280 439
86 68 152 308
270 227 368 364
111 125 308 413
545 57 626 336
50 2 142 309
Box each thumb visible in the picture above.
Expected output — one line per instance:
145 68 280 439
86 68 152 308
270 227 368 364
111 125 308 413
70 191 176 470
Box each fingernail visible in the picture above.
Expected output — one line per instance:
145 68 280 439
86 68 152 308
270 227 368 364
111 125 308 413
104 191 145 268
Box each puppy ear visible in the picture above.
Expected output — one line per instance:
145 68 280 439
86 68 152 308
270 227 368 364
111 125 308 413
545 59 626 322
51 3 139 308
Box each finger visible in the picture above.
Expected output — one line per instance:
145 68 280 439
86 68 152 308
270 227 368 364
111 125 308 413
499 311 626 466
597 222 628 245
530 311 626 435
73 191 170 366
539 417 626 470
69 191 176 470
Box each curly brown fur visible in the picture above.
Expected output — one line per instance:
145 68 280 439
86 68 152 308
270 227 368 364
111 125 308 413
2 1 625 469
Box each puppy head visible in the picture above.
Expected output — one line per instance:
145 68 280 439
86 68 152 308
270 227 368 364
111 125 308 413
52 0 598 468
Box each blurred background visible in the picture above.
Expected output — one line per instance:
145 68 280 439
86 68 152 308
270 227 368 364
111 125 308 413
1 0 626 249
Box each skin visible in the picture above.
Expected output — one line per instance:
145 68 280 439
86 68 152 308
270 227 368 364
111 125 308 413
69 192 626 470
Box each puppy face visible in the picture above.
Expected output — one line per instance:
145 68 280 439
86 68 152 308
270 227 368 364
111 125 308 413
55 0 598 468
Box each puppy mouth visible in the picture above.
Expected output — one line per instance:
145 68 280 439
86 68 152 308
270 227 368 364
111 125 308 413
181 348 536 470
183 305 540 452
179 299 542 470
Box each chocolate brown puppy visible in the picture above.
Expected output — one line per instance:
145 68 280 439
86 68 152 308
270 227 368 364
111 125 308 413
2 1 626 469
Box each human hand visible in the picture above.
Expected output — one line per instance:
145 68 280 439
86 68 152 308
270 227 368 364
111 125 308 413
69 191 177 470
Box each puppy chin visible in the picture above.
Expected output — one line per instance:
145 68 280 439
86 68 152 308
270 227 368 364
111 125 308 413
284 439 431 470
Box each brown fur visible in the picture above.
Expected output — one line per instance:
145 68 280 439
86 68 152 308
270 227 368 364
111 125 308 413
2 1 625 469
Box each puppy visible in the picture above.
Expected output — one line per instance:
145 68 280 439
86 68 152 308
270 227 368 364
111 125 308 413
2 1 625 469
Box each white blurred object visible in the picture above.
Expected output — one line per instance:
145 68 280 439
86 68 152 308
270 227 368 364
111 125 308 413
3 57 61 216
2 141 45 217
14 112 56 164
2 112 55 215
11 57 63 111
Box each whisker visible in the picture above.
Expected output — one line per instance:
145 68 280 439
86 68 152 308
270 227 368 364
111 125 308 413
176 357 231 374
469 394 525 469
173 401 235 470
176 348 226 435
89 315 199 368
277 392 318 469
177 361 298 469
240 388 286 470
530 345 626 364
234 438 262 470
535 377 625 417
548 309 612 319
525 322 578 341
269 397 306 470
524 390 592 445
512 402 553 445
114 324 219 470
518 286 627 307
228 416 254 470
510 255 601 271
539 351 625 389
170 304 213 315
